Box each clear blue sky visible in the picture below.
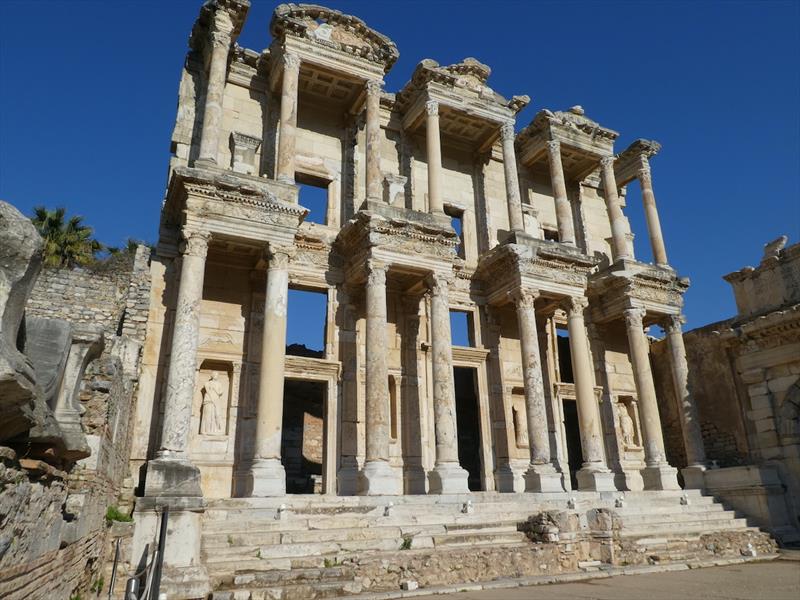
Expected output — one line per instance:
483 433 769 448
1 0 798 336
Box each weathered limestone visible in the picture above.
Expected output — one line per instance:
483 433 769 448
546 141 575 245
425 100 444 215
365 80 383 201
358 260 402 495
623 308 679 490
513 290 563 492
428 273 470 494
500 122 525 234
146 229 209 498
247 244 293 496
276 52 301 184
639 162 669 266
565 297 615 491
662 314 706 488
600 156 630 262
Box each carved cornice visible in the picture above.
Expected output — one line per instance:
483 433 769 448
518 106 619 146
189 0 249 54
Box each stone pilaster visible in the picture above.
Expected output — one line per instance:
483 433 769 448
500 121 526 234
146 229 210 498
425 100 444 215
512 290 563 492
276 53 301 184
565 296 615 491
247 244 293 497
600 156 631 262
428 272 470 494
639 161 669 267
546 141 576 245
664 314 707 488
358 260 402 494
196 10 234 166
365 79 383 201
623 308 679 490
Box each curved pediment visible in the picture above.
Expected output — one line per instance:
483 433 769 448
270 3 399 71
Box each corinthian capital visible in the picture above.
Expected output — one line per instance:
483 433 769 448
637 164 652 186
283 52 300 71
365 79 383 97
562 295 589 316
600 155 615 169
500 120 515 142
662 313 684 335
623 307 646 329
209 29 232 49
181 229 211 258
366 259 387 287
266 243 295 269
546 140 561 156
425 100 439 117
509 288 539 309
426 271 451 297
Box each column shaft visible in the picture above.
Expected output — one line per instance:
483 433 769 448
276 53 301 184
600 156 630 261
365 80 383 201
546 141 576 245
197 12 234 165
501 122 525 233
365 262 390 463
426 101 443 214
639 163 669 266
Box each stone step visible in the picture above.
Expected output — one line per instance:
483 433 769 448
212 566 352 588
622 521 756 539
618 509 737 526
432 532 527 547
211 579 361 600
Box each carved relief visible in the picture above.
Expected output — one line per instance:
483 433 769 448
195 366 231 436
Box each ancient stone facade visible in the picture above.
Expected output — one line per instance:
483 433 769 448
654 236 800 543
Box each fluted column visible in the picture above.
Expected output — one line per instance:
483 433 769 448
276 53 301 184
565 297 615 491
500 121 526 233
365 79 383 201
663 314 707 488
358 260 401 494
247 244 294 496
512 290 563 492
639 161 669 267
196 11 234 166
546 141 576 245
428 272 470 494
600 156 631 262
146 229 210 497
425 100 444 215
623 308 679 490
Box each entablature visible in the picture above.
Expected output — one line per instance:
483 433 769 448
614 139 661 186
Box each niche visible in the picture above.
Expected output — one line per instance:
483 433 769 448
195 360 232 437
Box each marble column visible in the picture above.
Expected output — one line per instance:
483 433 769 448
599 156 631 262
623 308 679 490
546 141 576 245
425 100 444 215
428 272 470 494
359 260 402 494
196 11 234 166
276 53 301 184
639 162 669 267
565 297 615 491
146 229 210 498
664 314 707 488
500 121 526 234
365 79 383 201
512 290 563 492
248 244 293 496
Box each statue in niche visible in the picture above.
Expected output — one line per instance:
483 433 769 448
512 404 528 448
200 371 224 435
618 403 636 448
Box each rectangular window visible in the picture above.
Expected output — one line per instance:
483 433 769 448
543 227 560 242
296 173 330 225
286 288 327 358
444 205 465 259
450 310 475 347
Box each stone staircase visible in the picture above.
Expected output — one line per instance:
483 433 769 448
203 490 773 599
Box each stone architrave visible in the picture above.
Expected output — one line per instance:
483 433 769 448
546 141 576 245
623 308 679 490
425 100 444 214
365 80 383 201
564 297 615 491
427 272 470 494
599 156 631 262
146 229 210 498
276 53 301 184
500 121 525 234
511 289 563 492
196 10 235 166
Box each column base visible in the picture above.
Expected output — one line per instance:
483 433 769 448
193 157 217 169
681 464 708 490
577 465 617 492
144 455 203 498
615 468 645 492
642 463 681 491
244 458 286 497
428 462 470 495
403 464 428 495
494 462 527 492
337 459 360 496
358 460 402 495
525 463 565 493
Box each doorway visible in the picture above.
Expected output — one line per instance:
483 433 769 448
281 379 325 494
453 366 483 491
562 399 583 489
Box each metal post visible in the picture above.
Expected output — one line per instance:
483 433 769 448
150 507 169 600
108 537 121 599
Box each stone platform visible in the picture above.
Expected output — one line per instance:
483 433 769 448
201 490 775 600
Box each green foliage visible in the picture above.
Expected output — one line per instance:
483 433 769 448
69 594 83 600
256 549 262 559
323 557 342 568
90 577 104 593
227 535 234 546
105 506 133 524
30 206 102 268
400 535 413 550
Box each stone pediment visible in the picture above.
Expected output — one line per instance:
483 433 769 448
270 4 399 70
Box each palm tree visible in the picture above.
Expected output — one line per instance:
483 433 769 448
30 206 102 268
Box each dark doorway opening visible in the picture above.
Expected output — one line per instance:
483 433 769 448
281 379 325 494
453 366 483 491
562 399 582 489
